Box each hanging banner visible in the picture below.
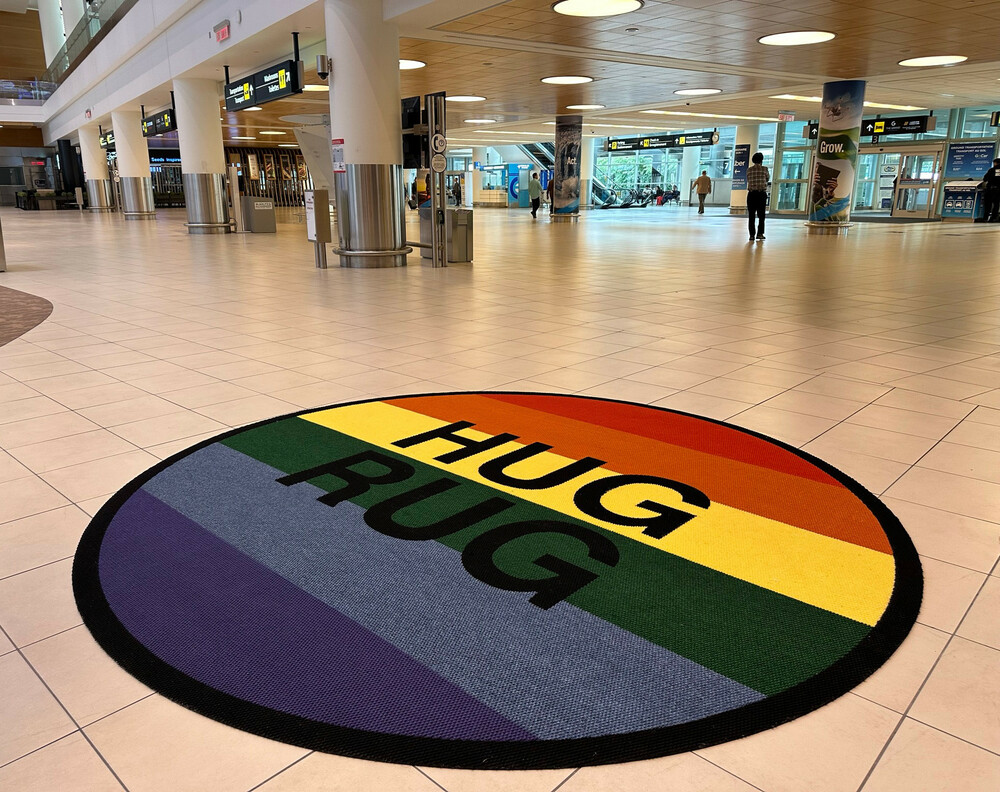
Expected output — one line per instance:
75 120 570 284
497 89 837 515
945 142 997 179
808 80 866 224
554 115 583 215
732 144 750 190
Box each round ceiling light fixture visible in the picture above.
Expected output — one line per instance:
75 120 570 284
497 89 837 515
552 0 644 17
898 55 967 67
399 59 426 70
567 104 606 110
541 75 594 85
674 88 722 96
446 95 487 102
464 119 497 124
758 31 835 46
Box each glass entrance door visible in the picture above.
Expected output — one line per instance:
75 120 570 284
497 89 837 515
893 152 940 218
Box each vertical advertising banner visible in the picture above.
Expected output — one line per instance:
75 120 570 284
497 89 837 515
554 115 583 215
732 144 750 190
808 80 866 224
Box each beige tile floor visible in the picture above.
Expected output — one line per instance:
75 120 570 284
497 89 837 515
0 205 998 791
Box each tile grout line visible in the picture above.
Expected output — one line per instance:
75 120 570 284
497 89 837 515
0 622 131 791
243 751 314 792
853 571 997 792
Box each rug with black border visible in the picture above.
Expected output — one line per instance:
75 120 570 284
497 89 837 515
73 392 922 769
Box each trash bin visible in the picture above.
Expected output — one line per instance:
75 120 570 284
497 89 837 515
446 208 473 263
240 197 277 233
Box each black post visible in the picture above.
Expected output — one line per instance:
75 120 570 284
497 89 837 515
224 65 230 85
292 31 300 62
170 90 175 110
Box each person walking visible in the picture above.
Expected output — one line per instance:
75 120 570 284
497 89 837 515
528 172 543 218
982 157 1000 222
746 152 770 241
694 170 712 214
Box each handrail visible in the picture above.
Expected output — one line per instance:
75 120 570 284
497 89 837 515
41 0 140 86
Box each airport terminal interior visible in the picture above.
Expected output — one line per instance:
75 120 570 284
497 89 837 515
1 1 1000 791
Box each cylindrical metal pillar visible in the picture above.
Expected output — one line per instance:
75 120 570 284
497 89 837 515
111 110 155 219
471 147 488 206
79 124 113 212
807 80 867 234
730 125 759 214
326 0 409 267
36 0 66 68
174 78 230 234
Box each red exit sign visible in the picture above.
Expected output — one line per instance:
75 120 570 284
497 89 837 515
214 19 230 43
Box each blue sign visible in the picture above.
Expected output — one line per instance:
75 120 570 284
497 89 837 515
507 163 520 201
940 185 980 219
945 142 996 179
732 144 750 190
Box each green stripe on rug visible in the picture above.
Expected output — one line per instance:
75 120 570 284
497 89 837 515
222 416 871 695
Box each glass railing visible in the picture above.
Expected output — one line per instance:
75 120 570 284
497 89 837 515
0 78 57 105
41 0 139 86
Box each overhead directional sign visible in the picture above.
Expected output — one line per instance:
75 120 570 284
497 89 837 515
99 131 115 148
862 116 931 135
807 115 934 141
225 60 303 111
606 131 719 152
142 109 177 137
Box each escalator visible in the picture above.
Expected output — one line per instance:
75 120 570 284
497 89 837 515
519 142 555 170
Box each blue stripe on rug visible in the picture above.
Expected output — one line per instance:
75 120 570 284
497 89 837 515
139 442 764 739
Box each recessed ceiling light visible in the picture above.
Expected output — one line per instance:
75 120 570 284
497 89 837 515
243 107 262 112
303 84 329 92
541 75 593 85
552 0 644 17
260 131 287 135
231 136 256 140
674 88 722 96
758 31 835 46
464 119 497 124
446 95 487 102
399 59 426 70
567 104 606 110
278 144 298 148
898 56 966 67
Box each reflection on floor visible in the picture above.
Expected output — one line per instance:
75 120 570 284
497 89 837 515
0 206 998 792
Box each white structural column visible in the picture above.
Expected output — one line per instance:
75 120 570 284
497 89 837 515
37 0 66 68
730 124 759 214
62 0 86 38
680 147 699 206
173 78 230 234
472 146 488 206
325 0 407 267
78 123 113 212
110 109 155 219
579 136 598 209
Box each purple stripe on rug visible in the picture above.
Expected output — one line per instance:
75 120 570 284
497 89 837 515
97 488 535 742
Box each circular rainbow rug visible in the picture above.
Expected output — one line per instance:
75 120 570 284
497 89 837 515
74 393 922 769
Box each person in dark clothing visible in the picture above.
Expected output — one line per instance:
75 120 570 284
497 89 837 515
745 152 770 241
982 158 1000 222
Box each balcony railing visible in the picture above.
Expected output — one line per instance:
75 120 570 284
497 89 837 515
41 0 139 86
0 79 58 105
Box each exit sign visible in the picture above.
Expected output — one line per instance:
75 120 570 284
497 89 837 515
214 19 230 43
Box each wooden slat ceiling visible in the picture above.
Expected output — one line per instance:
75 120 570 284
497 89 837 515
436 0 1000 79
0 10 45 81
